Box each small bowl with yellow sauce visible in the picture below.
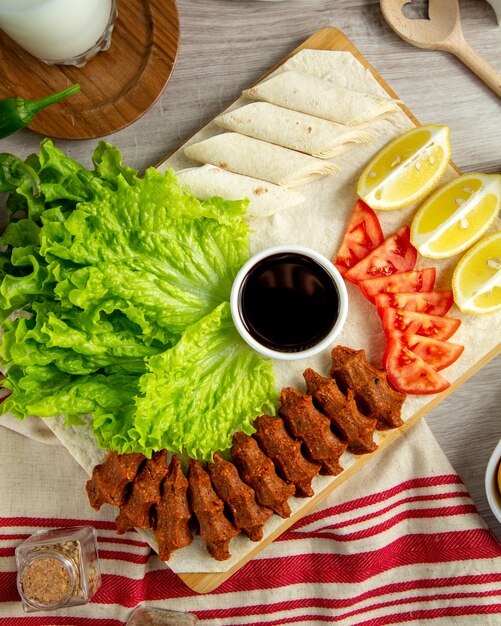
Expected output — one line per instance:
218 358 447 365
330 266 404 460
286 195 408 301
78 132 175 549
485 439 501 525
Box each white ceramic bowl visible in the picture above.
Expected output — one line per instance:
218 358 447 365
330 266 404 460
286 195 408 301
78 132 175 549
230 245 348 360
485 438 501 525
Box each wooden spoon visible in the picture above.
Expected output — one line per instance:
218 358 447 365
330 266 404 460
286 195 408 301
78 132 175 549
380 0 501 97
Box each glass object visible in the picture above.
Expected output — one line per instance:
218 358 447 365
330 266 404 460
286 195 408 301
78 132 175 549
0 0 117 67
230 245 348 361
485 439 501 524
485 0 501 25
15 525 101 613
127 606 199 626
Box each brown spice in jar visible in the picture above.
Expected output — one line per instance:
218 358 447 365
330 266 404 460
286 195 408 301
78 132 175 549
21 557 70 606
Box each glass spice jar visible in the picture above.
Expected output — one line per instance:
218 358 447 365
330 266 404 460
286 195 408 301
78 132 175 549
15 525 101 612
126 606 199 626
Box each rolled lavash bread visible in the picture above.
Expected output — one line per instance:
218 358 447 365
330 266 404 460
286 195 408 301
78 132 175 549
183 132 339 187
176 165 305 219
243 70 401 127
215 102 373 159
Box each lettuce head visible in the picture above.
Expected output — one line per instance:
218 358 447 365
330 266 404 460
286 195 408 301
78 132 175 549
0 141 277 459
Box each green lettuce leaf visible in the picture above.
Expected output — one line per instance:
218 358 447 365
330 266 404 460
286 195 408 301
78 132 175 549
0 140 276 460
0 301 159 375
42 213 250 342
133 302 276 459
3 364 139 430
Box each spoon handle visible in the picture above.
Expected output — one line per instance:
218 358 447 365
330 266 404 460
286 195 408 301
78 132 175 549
447 33 501 97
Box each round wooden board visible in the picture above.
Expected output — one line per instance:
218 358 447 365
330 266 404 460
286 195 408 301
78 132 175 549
0 0 179 140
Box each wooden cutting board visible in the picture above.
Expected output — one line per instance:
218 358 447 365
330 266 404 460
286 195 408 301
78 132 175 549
170 27 500 594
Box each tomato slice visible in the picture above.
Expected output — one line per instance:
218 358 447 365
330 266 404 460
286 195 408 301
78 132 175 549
389 331 464 371
344 226 417 284
359 267 436 303
334 200 385 276
384 336 451 395
375 290 454 318
382 308 461 341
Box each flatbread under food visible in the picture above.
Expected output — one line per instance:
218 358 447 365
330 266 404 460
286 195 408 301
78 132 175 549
183 132 339 187
281 50 382 96
176 164 305 219
243 70 401 126
215 102 373 158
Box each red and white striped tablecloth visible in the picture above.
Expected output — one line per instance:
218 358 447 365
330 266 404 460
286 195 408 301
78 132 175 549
0 418 500 625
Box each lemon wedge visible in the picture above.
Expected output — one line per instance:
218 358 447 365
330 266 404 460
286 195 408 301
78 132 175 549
357 124 451 210
452 231 501 314
410 173 501 258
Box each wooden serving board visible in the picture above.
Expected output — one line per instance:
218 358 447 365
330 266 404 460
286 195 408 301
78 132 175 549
169 27 501 594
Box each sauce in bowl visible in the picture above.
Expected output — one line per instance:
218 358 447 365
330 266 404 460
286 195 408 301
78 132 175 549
231 246 348 361
240 252 340 352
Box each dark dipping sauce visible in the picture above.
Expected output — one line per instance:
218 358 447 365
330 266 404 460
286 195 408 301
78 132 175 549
239 252 340 353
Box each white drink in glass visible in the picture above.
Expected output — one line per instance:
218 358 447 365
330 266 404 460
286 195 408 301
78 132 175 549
0 0 114 64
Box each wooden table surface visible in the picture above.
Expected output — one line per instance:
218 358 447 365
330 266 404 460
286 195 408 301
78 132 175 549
1 0 500 539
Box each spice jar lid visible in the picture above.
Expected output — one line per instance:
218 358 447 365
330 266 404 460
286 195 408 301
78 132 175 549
17 550 78 611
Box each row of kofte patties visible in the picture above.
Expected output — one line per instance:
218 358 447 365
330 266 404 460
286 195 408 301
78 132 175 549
86 346 406 561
